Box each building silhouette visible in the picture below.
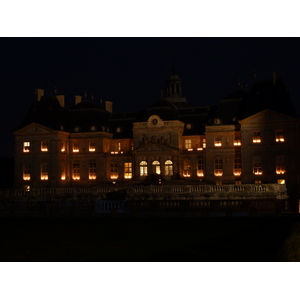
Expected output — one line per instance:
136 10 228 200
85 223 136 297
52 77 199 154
13 71 300 200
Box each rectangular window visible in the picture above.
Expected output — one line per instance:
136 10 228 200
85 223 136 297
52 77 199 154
23 142 30 153
214 158 223 176
131 142 134 151
41 141 48 152
89 163 97 180
185 139 192 150
73 142 79 153
183 160 191 177
214 136 222 147
73 163 80 180
110 163 118 179
276 130 285 142
276 155 286 174
253 156 263 175
23 164 30 180
140 161 148 176
253 131 261 143
233 133 241 146
124 162 132 179
203 139 206 149
197 158 204 177
234 158 242 176
61 166 66 180
40 163 48 180
61 141 65 152
89 141 96 152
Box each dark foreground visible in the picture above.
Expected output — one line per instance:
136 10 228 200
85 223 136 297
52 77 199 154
1 214 300 262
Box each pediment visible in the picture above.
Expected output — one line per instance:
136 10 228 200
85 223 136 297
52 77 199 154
134 142 177 153
239 109 299 125
14 122 57 135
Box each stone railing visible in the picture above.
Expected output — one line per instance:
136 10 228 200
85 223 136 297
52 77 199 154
0 183 288 201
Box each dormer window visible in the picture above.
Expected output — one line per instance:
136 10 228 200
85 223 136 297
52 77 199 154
41 141 48 152
23 142 30 153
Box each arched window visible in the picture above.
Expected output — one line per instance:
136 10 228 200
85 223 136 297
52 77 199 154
164 160 173 176
152 160 161 174
140 161 148 176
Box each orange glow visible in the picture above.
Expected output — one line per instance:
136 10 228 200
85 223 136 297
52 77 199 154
234 141 241 146
41 175 48 180
124 174 132 179
89 175 96 180
89 148 96 152
214 173 223 177
23 174 30 180
41 142 48 152
23 142 30 152
276 170 286 175
197 148 203 151
234 171 242 176
253 138 261 143
254 171 263 175
73 149 79 153
183 174 191 177
73 175 80 180
61 175 66 180
203 139 206 148
187 148 193 151
276 138 285 142
197 171 204 177
110 175 118 179
214 142 222 147
278 179 285 184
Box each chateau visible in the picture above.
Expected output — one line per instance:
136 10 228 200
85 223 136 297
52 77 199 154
13 71 300 202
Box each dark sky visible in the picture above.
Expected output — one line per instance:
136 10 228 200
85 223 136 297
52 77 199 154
1 37 300 156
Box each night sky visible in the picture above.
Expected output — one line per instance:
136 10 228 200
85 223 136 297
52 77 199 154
1 37 300 156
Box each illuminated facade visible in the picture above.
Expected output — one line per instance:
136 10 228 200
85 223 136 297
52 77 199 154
13 71 300 195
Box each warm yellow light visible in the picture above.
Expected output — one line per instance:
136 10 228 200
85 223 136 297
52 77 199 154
197 148 203 151
110 175 118 179
214 142 222 147
89 175 96 180
89 147 96 152
234 141 241 146
73 149 79 153
197 171 204 177
61 175 66 180
41 148 48 152
124 175 132 179
234 171 242 176
73 175 80 180
23 175 30 180
187 148 193 151
276 171 286 175
41 175 48 180
276 138 285 142
183 174 191 177
253 139 261 143
278 179 285 184
214 173 223 177
254 171 263 175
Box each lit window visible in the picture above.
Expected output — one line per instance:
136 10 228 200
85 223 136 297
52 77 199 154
276 155 286 174
89 141 96 152
140 161 148 176
73 163 80 180
234 158 242 176
214 158 223 176
253 131 261 143
40 163 48 180
23 164 30 180
234 133 241 146
131 142 134 151
73 142 79 153
164 160 173 176
41 141 48 152
61 167 66 180
61 141 65 152
197 158 204 177
183 160 191 177
278 179 285 184
89 163 96 180
152 160 161 175
23 142 30 153
214 136 222 147
110 163 118 179
124 162 132 179
253 156 263 175
203 139 206 149
276 130 285 142
185 139 192 150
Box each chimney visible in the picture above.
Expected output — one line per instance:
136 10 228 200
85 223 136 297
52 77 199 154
105 101 113 113
75 95 82 105
36 88 44 101
272 71 277 85
56 95 65 107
